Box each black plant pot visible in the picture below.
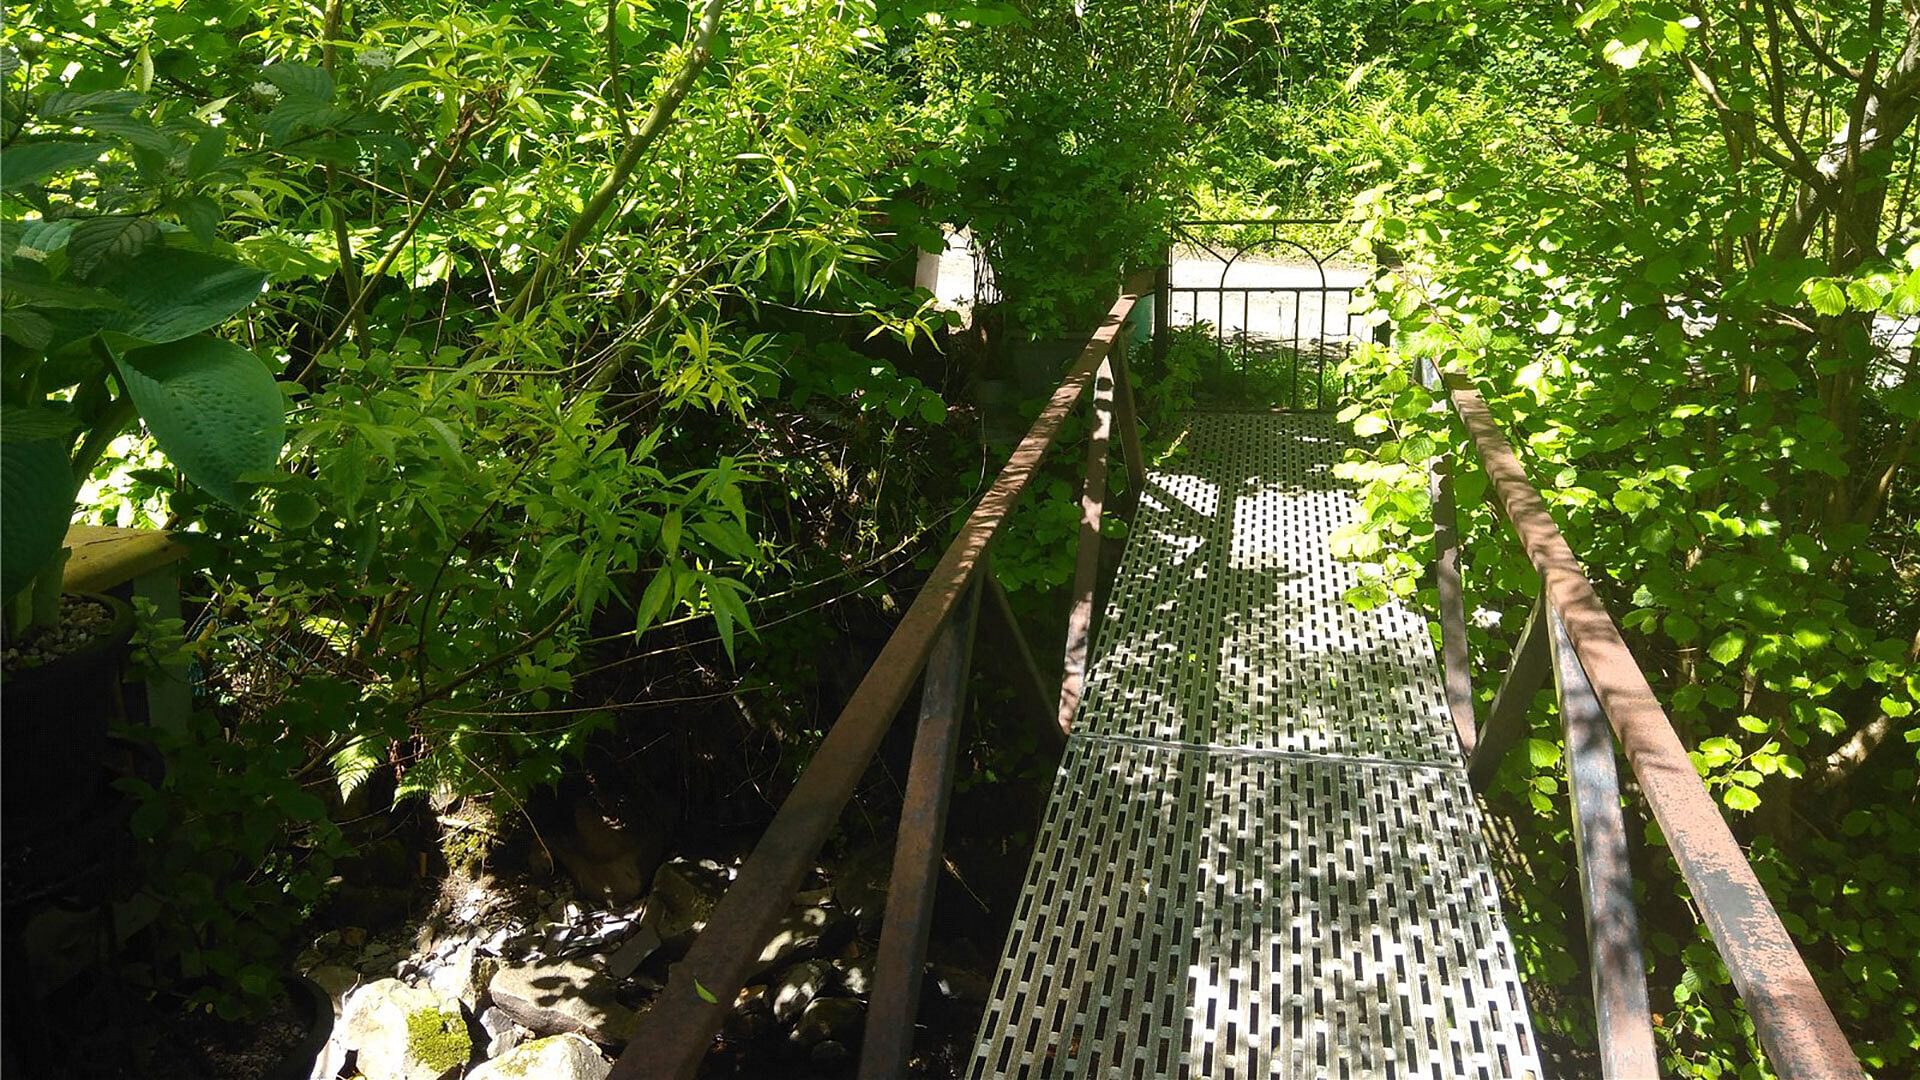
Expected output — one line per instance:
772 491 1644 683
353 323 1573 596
2 593 136 838
267 975 336 1080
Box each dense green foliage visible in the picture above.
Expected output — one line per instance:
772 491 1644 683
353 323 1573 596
2 0 1213 1018
2 0 1913 1073
1289 2 1918 1074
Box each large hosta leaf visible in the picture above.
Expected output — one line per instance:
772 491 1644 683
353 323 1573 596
113 335 284 507
0 420 78 602
94 248 267 344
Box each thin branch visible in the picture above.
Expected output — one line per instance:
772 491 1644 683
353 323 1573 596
292 102 485 382
506 0 727 320
1776 0 1865 81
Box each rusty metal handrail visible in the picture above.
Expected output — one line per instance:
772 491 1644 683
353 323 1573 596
1431 369 1862 1079
609 280 1148 1080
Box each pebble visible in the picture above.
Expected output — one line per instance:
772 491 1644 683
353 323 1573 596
1 597 112 673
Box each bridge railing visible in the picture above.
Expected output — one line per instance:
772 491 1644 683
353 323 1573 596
609 277 1150 1080
1425 365 1862 1079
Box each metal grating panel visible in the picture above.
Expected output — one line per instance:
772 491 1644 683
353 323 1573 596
1077 413 1458 763
970 412 1540 1080
969 740 1540 1080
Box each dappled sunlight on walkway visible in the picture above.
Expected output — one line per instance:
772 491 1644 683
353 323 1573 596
971 414 1540 1079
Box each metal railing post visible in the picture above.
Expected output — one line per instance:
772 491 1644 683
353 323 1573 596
1430 450 1476 755
1467 588 1551 790
1153 256 1170 365
610 289 1142 1080
1110 313 1147 494
859 579 981 1079
1548 605 1658 1077
981 555 1063 752
1057 353 1117 734
1443 373 1863 1078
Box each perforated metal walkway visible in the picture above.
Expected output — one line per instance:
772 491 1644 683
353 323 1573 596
970 413 1542 1080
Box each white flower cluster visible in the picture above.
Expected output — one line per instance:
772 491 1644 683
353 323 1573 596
251 80 281 101
358 46 395 72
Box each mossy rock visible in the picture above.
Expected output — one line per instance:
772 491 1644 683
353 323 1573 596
339 978 474 1080
406 1006 470 1074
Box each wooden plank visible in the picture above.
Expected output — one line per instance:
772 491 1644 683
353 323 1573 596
62 525 188 595
1056 354 1116 735
1467 589 1550 791
1548 605 1658 1078
858 581 980 1079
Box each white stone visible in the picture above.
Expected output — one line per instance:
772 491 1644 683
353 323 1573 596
479 1006 526 1059
487 956 640 1044
770 960 835 1026
338 978 472 1080
467 1033 609 1080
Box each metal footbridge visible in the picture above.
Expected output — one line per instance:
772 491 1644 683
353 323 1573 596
612 262 1862 1080
970 413 1538 1078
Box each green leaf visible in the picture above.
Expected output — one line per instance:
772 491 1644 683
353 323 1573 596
1804 278 1847 316
94 249 267 344
262 62 333 102
1573 0 1619 30
37 90 144 118
272 490 321 529
1 273 124 311
263 99 342 143
129 796 169 840
0 433 77 601
272 785 327 821
1352 413 1390 437
0 404 80 442
1791 624 1830 650
660 509 683 556
1721 785 1761 812
175 194 222 247
76 113 173 153
67 216 161 279
187 128 228 179
330 737 384 801
1602 37 1647 68
112 335 285 507
634 565 675 633
0 140 106 191
1846 279 1886 310
694 978 719 1004
4 310 53 350
1707 631 1746 665
1527 738 1561 768
919 395 947 425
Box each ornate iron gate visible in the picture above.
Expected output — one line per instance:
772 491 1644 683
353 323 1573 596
1154 218 1369 411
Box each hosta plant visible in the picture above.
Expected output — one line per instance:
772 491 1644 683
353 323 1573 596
2 89 284 635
